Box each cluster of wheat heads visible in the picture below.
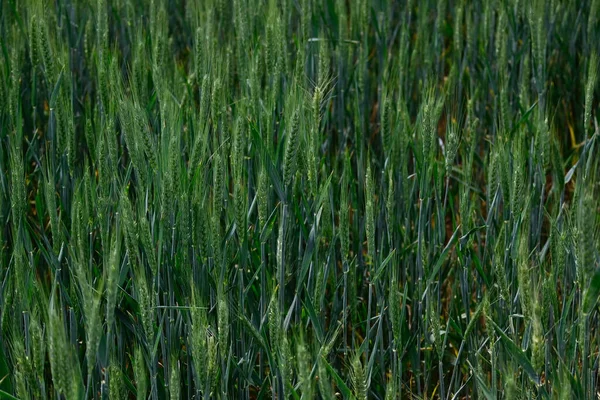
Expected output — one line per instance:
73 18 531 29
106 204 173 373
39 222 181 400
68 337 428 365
0 0 600 398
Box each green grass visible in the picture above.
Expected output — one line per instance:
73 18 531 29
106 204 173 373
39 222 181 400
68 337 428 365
0 0 599 398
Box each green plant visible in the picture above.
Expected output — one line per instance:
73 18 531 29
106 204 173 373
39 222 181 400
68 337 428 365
0 0 599 399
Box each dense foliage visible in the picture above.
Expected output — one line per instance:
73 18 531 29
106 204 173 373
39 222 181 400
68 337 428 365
1 0 600 398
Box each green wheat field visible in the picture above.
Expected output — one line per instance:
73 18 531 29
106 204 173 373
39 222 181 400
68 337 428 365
1 0 600 398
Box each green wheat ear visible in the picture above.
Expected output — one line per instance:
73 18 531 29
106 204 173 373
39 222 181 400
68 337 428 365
29 311 46 387
137 265 155 344
385 168 395 242
108 361 127 400
295 331 314 399
133 346 148 400
257 167 269 230
217 282 230 356
339 181 350 265
170 357 181 400
445 119 460 177
48 298 81 399
268 289 281 359
365 159 375 267
317 356 334 399
349 351 368 400
9 329 29 400
381 95 393 162
84 284 103 383
139 213 157 276
384 374 396 400
283 109 300 188
389 277 403 351
105 222 122 335
189 287 208 393
280 334 293 397
584 51 599 136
